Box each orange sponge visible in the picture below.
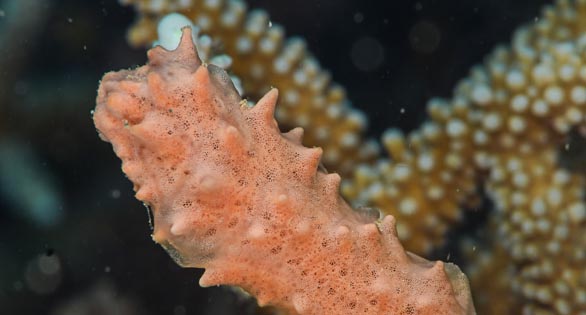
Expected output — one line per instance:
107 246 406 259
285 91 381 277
94 28 475 315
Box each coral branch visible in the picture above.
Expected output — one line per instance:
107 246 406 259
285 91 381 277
348 1 586 313
94 28 474 315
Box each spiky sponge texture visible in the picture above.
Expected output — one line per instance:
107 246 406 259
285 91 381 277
93 28 475 315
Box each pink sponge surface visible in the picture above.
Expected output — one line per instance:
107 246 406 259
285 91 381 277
94 28 475 315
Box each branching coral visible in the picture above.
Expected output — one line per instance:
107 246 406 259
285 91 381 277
348 0 586 313
93 28 475 315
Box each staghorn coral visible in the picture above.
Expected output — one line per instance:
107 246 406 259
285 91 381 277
342 118 479 254
348 0 586 314
460 220 524 315
119 0 381 178
93 28 475 315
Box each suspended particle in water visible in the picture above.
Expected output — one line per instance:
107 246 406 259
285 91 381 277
353 12 364 24
351 36 385 72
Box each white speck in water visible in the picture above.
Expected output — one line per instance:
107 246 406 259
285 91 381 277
400 108 405 114
38 255 61 275
111 189 121 199
25 253 62 295
350 36 385 72
67 17 73 23
268 20 272 28
104 266 111 273
353 12 364 24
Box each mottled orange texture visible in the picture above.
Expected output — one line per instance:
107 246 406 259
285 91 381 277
93 28 475 315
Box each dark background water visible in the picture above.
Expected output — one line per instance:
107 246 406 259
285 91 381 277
0 0 548 314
